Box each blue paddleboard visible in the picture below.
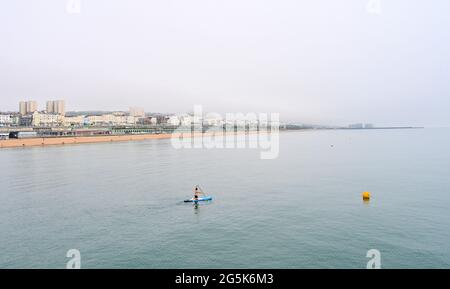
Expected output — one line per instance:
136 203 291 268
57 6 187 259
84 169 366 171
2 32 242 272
184 196 213 203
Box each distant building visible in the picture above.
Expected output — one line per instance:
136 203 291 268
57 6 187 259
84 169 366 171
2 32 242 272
167 115 181 126
192 114 202 125
32 111 64 127
19 101 26 115
129 107 145 118
0 114 12 126
10 114 21 126
19 101 37 115
64 115 87 127
138 116 158 125
364 123 374 129
204 115 224 126
86 114 137 126
112 111 126 117
181 115 192 126
348 123 364 129
155 115 169 124
46 100 66 116
26 101 37 114
46 101 52 113
19 114 33 127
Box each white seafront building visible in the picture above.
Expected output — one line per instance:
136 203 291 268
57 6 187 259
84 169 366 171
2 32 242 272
173 114 202 126
86 113 139 126
31 111 65 127
167 115 181 126
64 115 87 127
0 114 12 126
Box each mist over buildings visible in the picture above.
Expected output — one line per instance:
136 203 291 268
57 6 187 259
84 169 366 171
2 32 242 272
1 0 450 126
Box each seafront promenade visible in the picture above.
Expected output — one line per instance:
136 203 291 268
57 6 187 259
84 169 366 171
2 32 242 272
0 133 181 148
0 130 264 148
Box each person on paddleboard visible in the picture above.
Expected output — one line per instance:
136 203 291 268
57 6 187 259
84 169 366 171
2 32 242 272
193 185 204 200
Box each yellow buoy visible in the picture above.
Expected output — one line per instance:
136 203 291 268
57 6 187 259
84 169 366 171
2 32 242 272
362 191 371 200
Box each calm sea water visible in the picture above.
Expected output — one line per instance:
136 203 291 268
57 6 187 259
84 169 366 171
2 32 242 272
0 128 449 268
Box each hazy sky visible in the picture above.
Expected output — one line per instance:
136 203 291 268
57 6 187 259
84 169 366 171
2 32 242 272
1 0 449 126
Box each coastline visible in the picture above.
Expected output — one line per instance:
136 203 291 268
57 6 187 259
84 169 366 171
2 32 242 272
0 131 261 149
0 133 183 148
0 127 422 149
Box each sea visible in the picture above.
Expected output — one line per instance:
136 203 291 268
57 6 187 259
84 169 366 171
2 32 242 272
0 128 449 268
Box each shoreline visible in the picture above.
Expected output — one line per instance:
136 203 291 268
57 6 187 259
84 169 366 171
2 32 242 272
0 127 424 149
0 133 187 148
0 131 262 149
